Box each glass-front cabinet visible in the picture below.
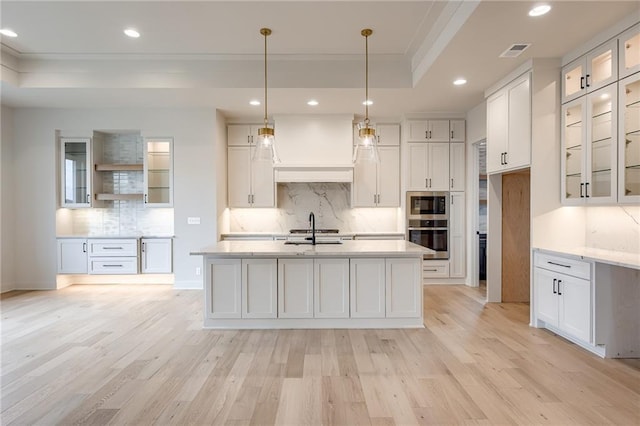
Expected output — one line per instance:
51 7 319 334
619 23 640 79
562 84 618 205
60 137 91 208
562 39 617 104
144 137 173 207
619 72 640 203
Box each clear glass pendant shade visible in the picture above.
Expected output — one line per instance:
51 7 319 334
252 128 280 163
353 126 379 164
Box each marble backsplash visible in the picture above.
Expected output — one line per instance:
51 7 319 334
585 205 640 254
229 183 401 233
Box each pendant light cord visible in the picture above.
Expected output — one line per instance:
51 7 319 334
365 31 369 128
260 28 271 129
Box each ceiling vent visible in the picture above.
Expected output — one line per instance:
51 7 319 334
499 43 531 58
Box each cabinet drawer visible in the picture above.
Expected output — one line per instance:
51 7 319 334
89 257 138 274
423 261 450 278
89 239 138 257
534 252 591 280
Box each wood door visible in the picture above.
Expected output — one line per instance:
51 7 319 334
502 170 530 302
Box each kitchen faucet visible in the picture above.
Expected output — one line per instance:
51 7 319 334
308 212 316 245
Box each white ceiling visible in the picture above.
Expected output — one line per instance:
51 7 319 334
1 1 638 119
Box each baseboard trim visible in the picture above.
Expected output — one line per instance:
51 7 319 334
174 280 203 290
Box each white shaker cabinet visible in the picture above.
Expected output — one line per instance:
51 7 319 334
56 238 88 274
407 120 450 142
278 259 314 318
449 120 466 142
376 123 401 146
449 143 465 191
407 142 450 191
205 258 242 319
242 259 277 319
385 258 421 318
87 239 139 274
486 72 531 174
314 258 350 318
449 192 466 278
227 146 275 208
144 137 173 207
141 238 173 274
562 84 618 204
227 124 260 146
60 137 92 208
350 258 386 318
619 23 640 79
352 146 399 207
562 39 617 104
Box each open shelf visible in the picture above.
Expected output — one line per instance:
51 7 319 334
95 163 143 172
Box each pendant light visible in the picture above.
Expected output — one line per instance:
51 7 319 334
253 27 280 163
353 28 380 164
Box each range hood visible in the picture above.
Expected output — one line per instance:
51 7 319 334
273 114 354 183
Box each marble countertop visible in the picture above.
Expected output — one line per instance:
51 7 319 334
220 232 405 238
192 240 430 258
57 234 174 239
534 247 640 270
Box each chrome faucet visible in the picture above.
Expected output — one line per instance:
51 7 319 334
308 212 316 245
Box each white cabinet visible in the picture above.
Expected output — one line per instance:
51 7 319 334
87 238 139 274
205 258 242 319
60 137 91 208
486 72 531 174
352 146 399 207
242 259 277 319
449 120 466 142
385 258 421 318
278 259 314 318
562 39 618 104
449 143 465 191
56 239 88 274
619 23 640 79
619 72 640 203
350 258 385 318
227 124 260 146
141 238 172 274
562 84 618 204
227 146 275 207
376 124 400 146
534 252 592 344
407 142 450 190
407 120 450 142
449 192 465 278
144 137 173 207
314 258 350 318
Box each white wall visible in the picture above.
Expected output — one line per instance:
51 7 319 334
215 109 229 237
8 107 218 290
1 106 16 292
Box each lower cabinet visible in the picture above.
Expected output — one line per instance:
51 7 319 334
314 258 350 318
278 259 314 318
533 252 592 344
88 239 139 274
243 259 277 318
350 258 386 318
385 258 421 318
141 238 173 273
57 238 88 274
206 258 242 319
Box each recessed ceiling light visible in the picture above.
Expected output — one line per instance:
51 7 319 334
0 29 18 38
124 28 140 38
307 100 319 106
453 78 467 86
249 100 261 106
528 5 551 17
362 100 373 106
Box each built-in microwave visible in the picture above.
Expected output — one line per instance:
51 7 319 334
406 192 449 259
406 191 448 219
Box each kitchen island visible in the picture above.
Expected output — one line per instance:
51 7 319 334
192 240 430 329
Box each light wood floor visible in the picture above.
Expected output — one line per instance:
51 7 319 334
2 285 639 425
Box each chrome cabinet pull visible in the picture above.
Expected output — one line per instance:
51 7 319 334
141 242 145 252
144 194 148 203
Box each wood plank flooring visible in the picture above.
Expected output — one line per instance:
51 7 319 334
2 284 639 425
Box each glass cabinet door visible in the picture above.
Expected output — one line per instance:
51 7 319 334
619 23 640 79
562 59 585 104
619 73 640 203
586 84 617 203
144 137 173 207
562 99 586 203
60 137 91 208
585 40 617 93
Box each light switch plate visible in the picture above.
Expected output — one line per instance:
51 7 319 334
187 217 201 225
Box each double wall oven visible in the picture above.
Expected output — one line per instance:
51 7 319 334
406 191 449 259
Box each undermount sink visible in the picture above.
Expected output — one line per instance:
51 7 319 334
284 240 343 245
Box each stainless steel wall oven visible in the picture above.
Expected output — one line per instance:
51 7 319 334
406 192 449 259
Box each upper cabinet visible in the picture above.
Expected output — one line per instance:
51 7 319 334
562 84 618 205
619 23 640 79
227 124 261 146
407 120 450 142
486 72 531 174
449 143 465 191
449 120 466 142
352 146 399 207
407 142 450 191
60 137 92 208
376 123 401 146
619 72 640 203
144 137 173 207
562 39 618 104
228 146 275 208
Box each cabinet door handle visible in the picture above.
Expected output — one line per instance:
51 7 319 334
451 178 454 188
248 194 251 204
141 242 145 252
86 193 91 203
429 130 432 139
451 130 454 139
429 178 432 188
500 153 504 165
504 152 508 165
580 76 585 90
82 242 87 253
580 183 584 198
425 178 428 188
585 182 590 198
425 269 438 272
552 278 557 294
547 261 571 269
425 130 428 139
585 74 590 88
144 194 148 203
103 247 123 250
557 280 562 296
103 264 123 268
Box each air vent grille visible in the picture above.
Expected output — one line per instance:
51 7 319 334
500 43 531 58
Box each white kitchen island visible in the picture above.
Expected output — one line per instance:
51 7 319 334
192 240 430 329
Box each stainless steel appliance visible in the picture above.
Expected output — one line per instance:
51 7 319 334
406 191 449 259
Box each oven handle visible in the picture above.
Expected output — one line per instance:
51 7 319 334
408 227 448 231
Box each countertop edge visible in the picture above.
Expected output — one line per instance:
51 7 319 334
533 247 640 270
